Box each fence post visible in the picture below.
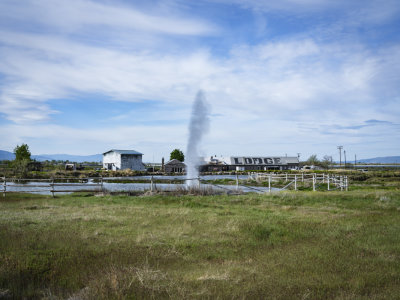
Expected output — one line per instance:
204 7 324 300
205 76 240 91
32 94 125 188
327 175 330 191
313 174 316 191
322 174 325 184
100 176 104 193
294 175 297 191
3 177 5 198
340 176 343 191
285 173 288 182
268 174 271 193
151 176 154 192
302 173 304 182
345 176 348 191
236 174 239 191
51 178 55 198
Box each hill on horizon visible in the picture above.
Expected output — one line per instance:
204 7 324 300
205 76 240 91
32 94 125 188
0 150 102 163
357 156 400 164
1 150 399 164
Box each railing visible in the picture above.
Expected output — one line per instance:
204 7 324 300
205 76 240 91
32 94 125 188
1 177 104 197
1 173 349 197
246 172 348 191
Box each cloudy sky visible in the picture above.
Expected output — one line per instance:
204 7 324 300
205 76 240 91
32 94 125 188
0 0 399 162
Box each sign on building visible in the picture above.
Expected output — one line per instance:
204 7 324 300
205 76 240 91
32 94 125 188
231 157 284 165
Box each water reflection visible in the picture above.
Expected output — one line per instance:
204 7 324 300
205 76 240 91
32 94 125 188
4 178 275 195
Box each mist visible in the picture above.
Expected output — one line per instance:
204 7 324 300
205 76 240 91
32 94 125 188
185 90 210 186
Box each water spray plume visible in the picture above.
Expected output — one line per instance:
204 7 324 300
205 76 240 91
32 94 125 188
186 90 210 186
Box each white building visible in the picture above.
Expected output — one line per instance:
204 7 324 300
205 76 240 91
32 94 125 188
103 149 145 171
201 156 299 171
229 156 299 171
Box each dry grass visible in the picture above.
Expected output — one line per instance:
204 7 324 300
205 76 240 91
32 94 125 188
1 190 400 299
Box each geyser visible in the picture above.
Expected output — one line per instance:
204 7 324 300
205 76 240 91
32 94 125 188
186 90 210 186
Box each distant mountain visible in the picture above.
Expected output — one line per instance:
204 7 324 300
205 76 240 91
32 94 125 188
357 156 400 164
34 154 102 163
0 150 102 163
0 150 15 161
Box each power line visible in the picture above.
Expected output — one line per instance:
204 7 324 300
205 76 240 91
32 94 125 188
337 146 343 167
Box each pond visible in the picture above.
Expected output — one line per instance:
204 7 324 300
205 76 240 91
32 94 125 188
2 180 278 195
102 174 253 181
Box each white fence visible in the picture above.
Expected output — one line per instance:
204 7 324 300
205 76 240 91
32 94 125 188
245 172 348 192
1 173 348 197
1 177 103 197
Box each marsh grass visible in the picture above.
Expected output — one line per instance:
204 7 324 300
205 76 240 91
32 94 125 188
1 190 400 299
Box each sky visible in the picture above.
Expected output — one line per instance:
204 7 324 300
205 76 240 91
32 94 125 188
0 0 399 162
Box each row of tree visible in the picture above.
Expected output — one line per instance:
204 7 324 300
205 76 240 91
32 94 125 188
8 144 333 173
303 154 333 169
169 150 333 169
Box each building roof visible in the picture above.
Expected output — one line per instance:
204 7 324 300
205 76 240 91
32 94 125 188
103 149 143 155
282 157 299 164
165 159 185 165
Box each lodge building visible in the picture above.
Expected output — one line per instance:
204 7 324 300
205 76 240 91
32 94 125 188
200 156 299 172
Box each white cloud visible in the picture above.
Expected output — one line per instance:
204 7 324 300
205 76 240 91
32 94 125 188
211 0 400 20
0 0 216 36
0 0 399 159
1 30 397 141
0 123 187 158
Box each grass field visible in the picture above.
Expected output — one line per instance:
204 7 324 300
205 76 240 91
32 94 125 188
1 188 400 299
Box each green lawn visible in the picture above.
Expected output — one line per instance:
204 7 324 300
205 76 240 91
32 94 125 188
1 189 399 299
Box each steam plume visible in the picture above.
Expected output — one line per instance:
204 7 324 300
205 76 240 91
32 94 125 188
186 90 210 186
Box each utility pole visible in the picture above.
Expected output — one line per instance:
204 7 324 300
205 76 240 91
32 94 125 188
297 153 301 170
337 146 343 167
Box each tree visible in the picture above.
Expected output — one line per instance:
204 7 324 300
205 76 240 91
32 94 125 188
306 154 320 165
14 144 31 161
321 155 332 169
12 144 32 176
170 149 184 162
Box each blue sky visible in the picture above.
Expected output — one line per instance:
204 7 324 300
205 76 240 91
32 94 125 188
0 0 399 162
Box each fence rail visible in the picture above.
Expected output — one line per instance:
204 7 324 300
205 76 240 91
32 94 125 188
1 173 349 197
1 177 104 197
246 172 348 191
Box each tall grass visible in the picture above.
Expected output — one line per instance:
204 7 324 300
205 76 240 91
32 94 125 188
0 190 399 299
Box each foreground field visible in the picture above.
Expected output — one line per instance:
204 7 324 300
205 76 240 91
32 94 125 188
1 190 399 299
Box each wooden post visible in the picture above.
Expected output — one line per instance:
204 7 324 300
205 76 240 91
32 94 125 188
51 178 55 198
327 175 330 191
302 173 304 182
3 177 6 198
236 174 239 191
294 175 297 191
268 174 271 193
345 176 348 191
285 173 288 182
312 175 316 192
198 176 201 189
340 176 343 191
322 174 325 184
100 176 104 193
150 176 154 192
